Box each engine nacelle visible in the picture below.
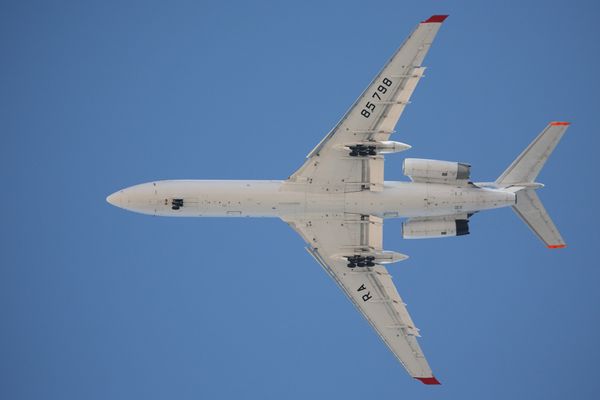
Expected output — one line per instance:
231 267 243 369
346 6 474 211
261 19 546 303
402 218 469 239
403 158 471 183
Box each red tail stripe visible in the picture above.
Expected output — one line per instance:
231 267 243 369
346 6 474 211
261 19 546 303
548 244 567 249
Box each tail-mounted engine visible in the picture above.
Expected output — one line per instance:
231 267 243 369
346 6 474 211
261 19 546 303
403 158 471 183
402 217 470 239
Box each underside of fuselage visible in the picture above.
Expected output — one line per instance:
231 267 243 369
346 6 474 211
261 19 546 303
106 179 516 219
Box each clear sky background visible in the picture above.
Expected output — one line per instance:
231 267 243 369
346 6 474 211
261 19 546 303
1 1 599 399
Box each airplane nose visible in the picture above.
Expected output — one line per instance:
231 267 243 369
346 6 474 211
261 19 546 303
106 190 123 207
106 183 157 214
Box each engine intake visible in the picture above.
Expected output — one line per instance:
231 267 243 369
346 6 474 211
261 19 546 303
402 218 470 239
403 158 470 183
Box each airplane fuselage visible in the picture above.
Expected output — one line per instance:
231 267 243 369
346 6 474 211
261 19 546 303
107 180 515 219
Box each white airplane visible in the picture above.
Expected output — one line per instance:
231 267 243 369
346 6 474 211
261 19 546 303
107 15 568 384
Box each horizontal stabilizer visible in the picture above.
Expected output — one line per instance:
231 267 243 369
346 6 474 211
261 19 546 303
496 122 569 186
513 189 565 248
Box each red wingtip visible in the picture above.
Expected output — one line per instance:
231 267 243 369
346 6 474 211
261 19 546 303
548 244 567 249
415 376 441 385
422 15 449 24
550 121 570 126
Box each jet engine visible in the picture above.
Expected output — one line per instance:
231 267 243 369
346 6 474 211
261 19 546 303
402 218 469 239
403 158 470 183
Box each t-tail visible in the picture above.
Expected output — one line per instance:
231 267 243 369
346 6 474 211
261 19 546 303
495 122 570 249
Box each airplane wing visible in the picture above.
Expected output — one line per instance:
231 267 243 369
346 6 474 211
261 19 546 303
289 15 448 192
283 214 440 384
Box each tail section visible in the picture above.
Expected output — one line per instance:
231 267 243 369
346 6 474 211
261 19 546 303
513 189 566 248
496 121 569 186
497 122 570 248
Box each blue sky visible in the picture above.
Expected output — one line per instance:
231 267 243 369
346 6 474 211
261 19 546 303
1 1 599 399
